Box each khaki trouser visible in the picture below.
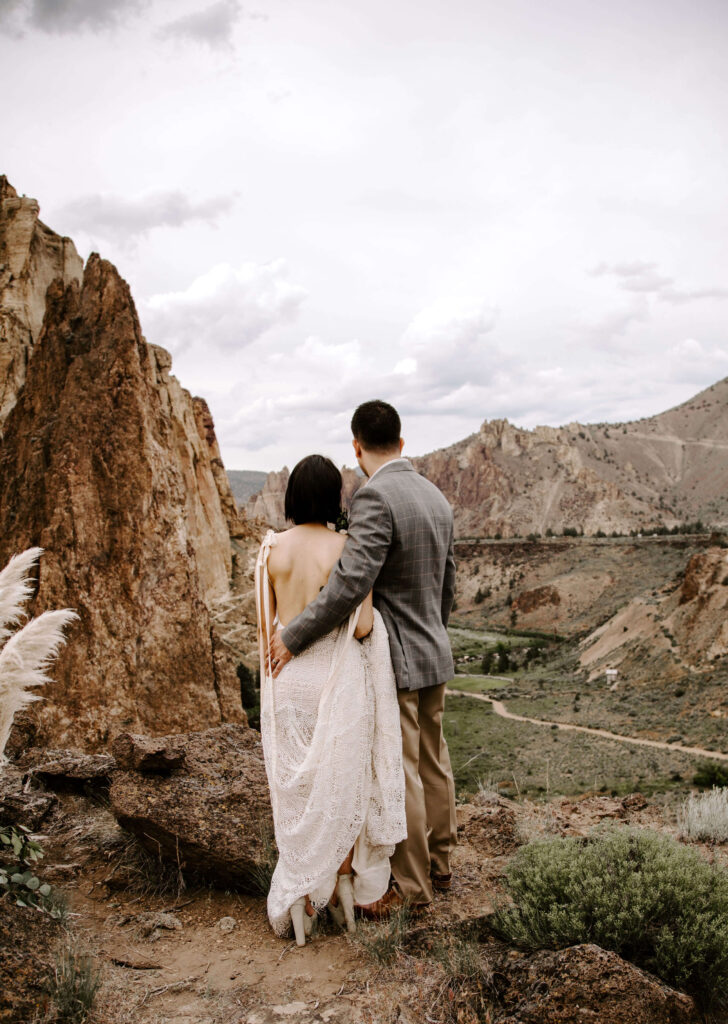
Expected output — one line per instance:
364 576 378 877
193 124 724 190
390 682 457 904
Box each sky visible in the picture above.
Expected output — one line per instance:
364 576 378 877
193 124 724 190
2 0 728 471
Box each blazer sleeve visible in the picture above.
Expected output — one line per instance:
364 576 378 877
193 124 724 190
441 522 456 627
281 485 393 655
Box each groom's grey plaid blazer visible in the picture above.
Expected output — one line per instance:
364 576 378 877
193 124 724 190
281 459 456 691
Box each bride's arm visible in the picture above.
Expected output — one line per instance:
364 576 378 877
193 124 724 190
354 591 374 639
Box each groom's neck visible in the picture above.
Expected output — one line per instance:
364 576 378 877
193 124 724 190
361 448 403 478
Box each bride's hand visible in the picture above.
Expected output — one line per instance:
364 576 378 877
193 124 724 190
268 631 293 678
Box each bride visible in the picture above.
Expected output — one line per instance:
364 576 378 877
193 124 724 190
255 454 406 945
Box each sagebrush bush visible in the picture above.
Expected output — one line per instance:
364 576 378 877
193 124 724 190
494 826 728 1011
678 787 728 842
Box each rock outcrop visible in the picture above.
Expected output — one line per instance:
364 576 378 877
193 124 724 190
580 545 728 682
109 724 272 886
0 252 244 749
0 176 83 427
413 379 728 538
244 378 728 539
491 943 698 1024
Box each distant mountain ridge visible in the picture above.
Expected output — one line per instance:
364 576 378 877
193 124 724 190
244 379 728 537
227 470 268 506
412 378 728 537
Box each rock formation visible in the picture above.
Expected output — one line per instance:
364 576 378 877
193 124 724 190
0 176 83 427
490 943 698 1024
413 379 728 538
244 378 728 539
110 724 272 886
580 544 728 682
0 249 244 749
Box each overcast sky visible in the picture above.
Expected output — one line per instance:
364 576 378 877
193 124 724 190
2 0 727 471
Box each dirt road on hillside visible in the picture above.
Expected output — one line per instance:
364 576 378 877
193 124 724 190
447 686 728 762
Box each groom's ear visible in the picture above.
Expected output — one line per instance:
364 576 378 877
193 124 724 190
399 438 404 454
352 438 363 459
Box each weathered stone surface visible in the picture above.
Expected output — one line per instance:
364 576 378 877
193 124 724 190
110 724 272 885
0 766 56 829
492 943 699 1024
458 796 520 856
0 175 83 427
17 748 116 788
0 251 243 749
112 732 185 773
0 900 60 1024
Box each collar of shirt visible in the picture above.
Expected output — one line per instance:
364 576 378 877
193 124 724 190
367 457 410 482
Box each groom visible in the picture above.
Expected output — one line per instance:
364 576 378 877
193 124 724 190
269 399 457 913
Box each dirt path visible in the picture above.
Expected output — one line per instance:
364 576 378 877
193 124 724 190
447 686 728 762
626 431 728 450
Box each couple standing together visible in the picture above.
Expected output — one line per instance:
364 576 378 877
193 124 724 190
256 400 457 945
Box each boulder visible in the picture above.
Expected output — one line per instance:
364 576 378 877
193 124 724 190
109 724 273 886
492 943 698 1024
17 748 116 792
112 732 185 773
0 766 56 830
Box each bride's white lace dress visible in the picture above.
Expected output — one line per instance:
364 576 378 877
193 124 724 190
255 530 407 936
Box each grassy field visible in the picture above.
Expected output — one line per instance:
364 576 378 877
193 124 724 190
445 623 728 800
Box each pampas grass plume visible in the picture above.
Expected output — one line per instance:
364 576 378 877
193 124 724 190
0 548 78 763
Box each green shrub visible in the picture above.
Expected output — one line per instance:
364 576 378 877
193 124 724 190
495 642 510 673
494 826 728 1011
0 824 58 914
694 762 728 789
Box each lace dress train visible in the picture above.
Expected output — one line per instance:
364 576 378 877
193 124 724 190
255 530 406 936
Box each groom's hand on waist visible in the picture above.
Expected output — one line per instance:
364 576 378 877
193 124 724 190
268 632 293 678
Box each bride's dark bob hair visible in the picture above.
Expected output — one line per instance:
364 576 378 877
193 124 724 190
284 454 342 527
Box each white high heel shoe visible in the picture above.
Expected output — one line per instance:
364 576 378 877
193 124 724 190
290 897 315 946
329 874 356 934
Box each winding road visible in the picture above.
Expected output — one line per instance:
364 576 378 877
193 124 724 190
446 685 728 763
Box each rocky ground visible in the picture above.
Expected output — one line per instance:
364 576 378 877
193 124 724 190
2 734 725 1024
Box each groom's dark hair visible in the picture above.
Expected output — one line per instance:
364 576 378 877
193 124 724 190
351 400 401 453
285 454 342 527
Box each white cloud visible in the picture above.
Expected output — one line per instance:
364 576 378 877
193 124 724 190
156 0 242 50
401 297 498 392
592 260 728 304
1 0 147 34
143 259 308 353
55 190 235 245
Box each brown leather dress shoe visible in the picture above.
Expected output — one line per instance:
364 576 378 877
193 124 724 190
356 885 432 921
356 884 403 921
431 871 452 892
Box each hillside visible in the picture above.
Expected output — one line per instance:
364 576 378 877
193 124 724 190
412 378 728 538
227 469 268 506
243 380 728 540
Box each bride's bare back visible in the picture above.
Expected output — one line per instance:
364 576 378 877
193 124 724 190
266 523 373 637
